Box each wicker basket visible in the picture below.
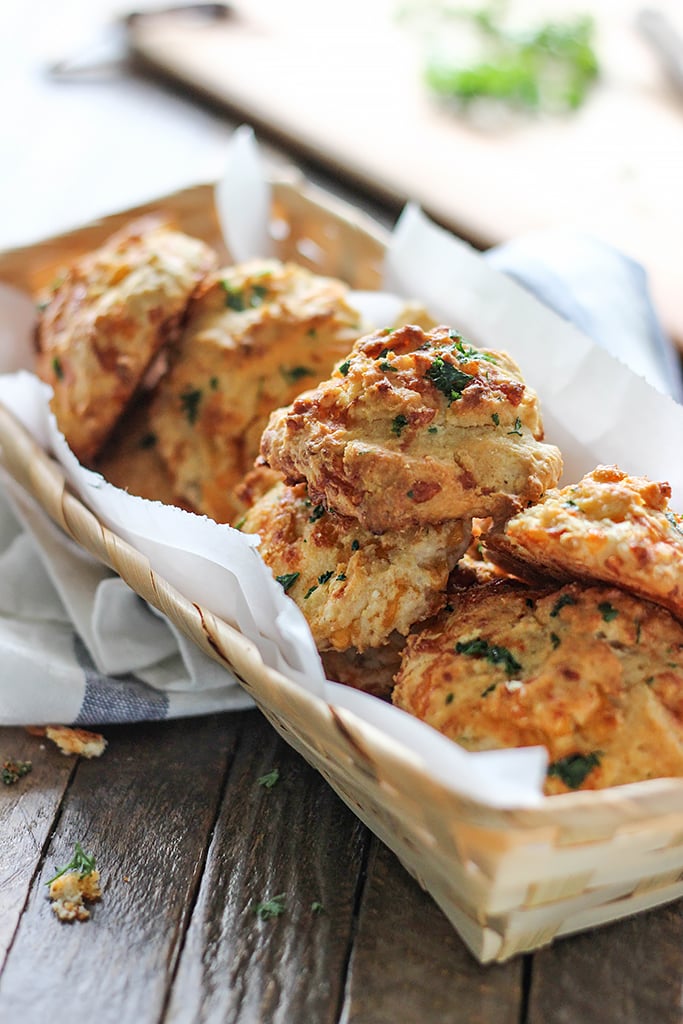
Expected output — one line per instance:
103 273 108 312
2 175 683 964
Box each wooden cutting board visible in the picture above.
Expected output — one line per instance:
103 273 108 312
128 0 683 347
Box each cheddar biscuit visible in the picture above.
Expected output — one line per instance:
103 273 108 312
237 473 471 652
393 580 683 794
486 465 683 621
260 324 562 532
150 259 363 523
36 217 217 463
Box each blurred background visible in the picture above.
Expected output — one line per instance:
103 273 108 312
2 0 683 343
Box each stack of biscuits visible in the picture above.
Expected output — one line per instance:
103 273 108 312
34 217 683 795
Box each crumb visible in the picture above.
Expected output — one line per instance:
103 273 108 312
2 759 32 785
49 870 101 923
43 726 107 758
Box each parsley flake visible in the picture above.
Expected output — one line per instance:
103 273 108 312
2 758 32 785
428 426 438 434
309 504 325 523
425 356 473 404
257 767 280 789
255 893 286 920
491 413 499 426
52 356 64 380
138 431 157 450
507 417 523 436
304 585 318 599
550 632 561 649
481 682 497 697
445 692 454 704
276 572 299 592
547 752 601 790
180 387 202 425
46 842 97 886
281 365 314 384
338 360 351 376
550 594 577 618
455 637 522 676
311 901 325 914
379 361 398 373
392 414 409 437
598 602 619 622
351 540 360 552
318 570 334 585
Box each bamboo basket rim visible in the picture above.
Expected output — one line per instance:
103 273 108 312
1 173 683 830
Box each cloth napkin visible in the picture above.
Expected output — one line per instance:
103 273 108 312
0 230 679 728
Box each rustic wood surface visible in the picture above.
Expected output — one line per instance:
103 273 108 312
2 710 683 1023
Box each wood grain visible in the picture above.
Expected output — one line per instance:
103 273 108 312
528 900 683 1024
341 841 523 1024
0 713 237 1022
0 727 75 966
165 712 370 1024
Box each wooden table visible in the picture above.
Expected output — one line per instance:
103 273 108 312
3 711 683 1024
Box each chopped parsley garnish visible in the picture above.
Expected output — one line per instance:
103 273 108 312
309 504 325 523
318 570 334 585
351 539 360 551
550 594 576 618
338 360 351 376
209 376 219 390
407 489 415 499
311 901 325 914
255 893 286 920
180 387 202 425
2 758 32 785
491 413 499 426
336 573 347 581
481 682 497 697
425 357 473 404
276 572 299 592
428 426 438 434
665 511 683 534
598 602 619 622
304 585 318 600
257 768 280 789
507 417 523 436
392 414 409 437
445 692 454 704
547 752 601 790
550 632 561 649
46 842 97 885
233 516 246 531
455 637 521 676
563 499 578 509
221 280 269 311
52 356 64 380
379 361 398 372
281 365 314 383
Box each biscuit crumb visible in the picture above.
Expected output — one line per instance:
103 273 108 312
49 870 101 922
39 725 108 758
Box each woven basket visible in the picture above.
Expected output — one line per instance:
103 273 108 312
2 175 683 964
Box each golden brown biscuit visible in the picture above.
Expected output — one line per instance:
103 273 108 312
393 579 683 794
486 465 683 622
149 259 364 523
260 323 562 532
93 396 194 508
36 217 217 463
237 472 471 652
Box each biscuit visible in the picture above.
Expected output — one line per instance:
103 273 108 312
237 471 471 652
260 323 562 532
149 259 364 523
393 579 683 794
320 632 405 697
486 465 683 621
36 217 217 463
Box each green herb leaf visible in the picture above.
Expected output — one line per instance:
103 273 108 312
379 361 398 373
52 356 64 380
507 417 523 436
257 768 280 789
304 585 318 600
338 360 351 376
455 637 522 676
425 356 473 404
138 431 157 450
255 893 286 920
351 539 360 552
491 412 499 426
547 751 601 790
311 900 325 914
276 572 299 592
2 759 32 785
281 365 314 384
550 594 577 618
392 414 409 437
180 387 202 425
309 504 325 524
318 570 334 585
550 632 561 649
46 842 96 885
598 602 619 622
